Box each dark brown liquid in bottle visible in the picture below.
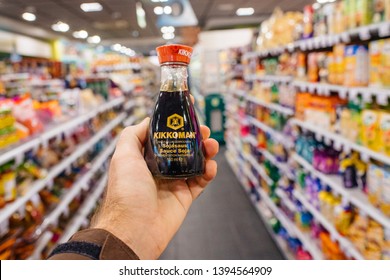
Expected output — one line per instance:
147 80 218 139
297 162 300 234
144 90 205 178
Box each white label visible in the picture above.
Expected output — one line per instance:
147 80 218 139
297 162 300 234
178 49 192 58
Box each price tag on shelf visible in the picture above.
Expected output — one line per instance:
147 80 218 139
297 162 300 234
338 88 348 99
314 38 321 49
362 90 372 103
377 91 389 105
341 32 350 43
315 133 322 142
82 182 90 191
0 220 9 237
324 137 331 146
379 23 390 37
15 153 24 166
349 88 359 101
320 36 327 47
17 204 26 218
47 179 54 190
333 139 343 151
360 152 370 163
343 144 351 154
359 27 371 40
300 41 307 51
287 43 295 52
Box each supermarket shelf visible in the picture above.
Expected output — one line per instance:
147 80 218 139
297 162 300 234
275 189 297 213
124 115 140 127
246 74 293 84
251 200 295 260
57 173 108 245
292 80 390 105
225 151 294 260
242 152 274 186
124 99 138 111
39 136 118 231
250 22 390 58
260 148 294 180
292 153 390 229
246 116 294 148
256 187 324 260
244 134 294 180
0 113 126 225
293 190 364 260
246 95 295 116
229 88 246 98
0 97 125 166
27 232 53 260
291 118 390 167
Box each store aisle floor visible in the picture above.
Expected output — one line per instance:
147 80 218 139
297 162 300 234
160 147 284 260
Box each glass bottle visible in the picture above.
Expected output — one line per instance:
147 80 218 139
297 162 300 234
144 44 205 179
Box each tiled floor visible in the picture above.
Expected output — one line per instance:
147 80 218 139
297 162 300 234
160 147 284 260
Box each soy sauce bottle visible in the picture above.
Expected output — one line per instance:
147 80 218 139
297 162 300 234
144 44 205 179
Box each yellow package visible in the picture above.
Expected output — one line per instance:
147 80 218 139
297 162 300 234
367 163 384 206
361 110 381 151
369 40 383 87
379 39 390 87
379 111 390 155
334 44 345 85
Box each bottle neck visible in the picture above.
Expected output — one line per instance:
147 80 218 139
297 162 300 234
160 63 188 92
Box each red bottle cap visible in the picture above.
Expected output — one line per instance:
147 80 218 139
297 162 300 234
156 44 193 65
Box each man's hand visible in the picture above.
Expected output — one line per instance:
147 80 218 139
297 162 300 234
92 118 219 259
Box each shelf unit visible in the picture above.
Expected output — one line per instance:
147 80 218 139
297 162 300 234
225 151 294 260
246 96 294 116
0 97 125 166
0 113 126 225
290 118 390 166
246 116 294 149
39 137 118 231
57 173 108 245
226 150 324 260
245 21 390 59
293 190 364 260
292 153 390 229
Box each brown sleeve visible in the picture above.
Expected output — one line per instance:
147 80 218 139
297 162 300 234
48 228 139 260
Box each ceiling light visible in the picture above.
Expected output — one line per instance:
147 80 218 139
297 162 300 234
22 12 36 21
125 48 135 56
136 2 147 29
120 46 127 53
317 0 336 3
132 30 140 37
80 2 103 12
161 26 175 33
164 6 172 15
73 30 88 39
236 7 254 16
151 0 168 2
51 21 69 32
163 32 174 40
154 6 163 15
87 35 101 44
112 44 122 51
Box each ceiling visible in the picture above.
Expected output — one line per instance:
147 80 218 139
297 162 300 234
0 0 313 53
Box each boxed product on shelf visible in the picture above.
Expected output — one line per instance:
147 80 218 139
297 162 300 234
344 45 369 87
256 8 303 51
369 38 390 88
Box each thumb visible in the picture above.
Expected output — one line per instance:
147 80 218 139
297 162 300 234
114 117 150 158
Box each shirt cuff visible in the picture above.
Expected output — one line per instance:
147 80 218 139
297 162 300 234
49 228 139 260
